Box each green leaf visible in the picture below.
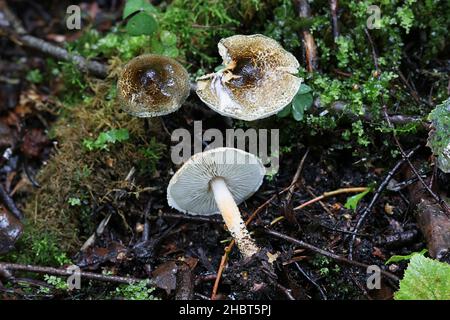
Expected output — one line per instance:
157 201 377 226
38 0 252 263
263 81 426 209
277 105 292 118
126 12 158 36
83 128 129 151
386 249 428 264
162 47 179 58
160 30 177 46
395 255 450 300
292 93 313 121
344 188 371 211
297 83 312 94
123 0 156 19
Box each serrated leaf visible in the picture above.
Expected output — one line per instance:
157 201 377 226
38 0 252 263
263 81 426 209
292 93 313 121
344 188 371 211
126 12 158 36
123 0 156 19
277 105 292 118
394 255 450 300
386 249 427 264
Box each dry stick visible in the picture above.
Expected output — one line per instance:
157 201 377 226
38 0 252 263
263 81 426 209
383 106 450 216
264 229 399 283
211 185 292 300
0 1 108 78
269 187 369 226
348 145 420 260
284 148 310 208
0 262 143 285
330 0 339 39
294 262 327 300
323 100 427 128
364 28 447 214
0 184 23 220
293 0 318 72
294 187 368 211
363 28 379 71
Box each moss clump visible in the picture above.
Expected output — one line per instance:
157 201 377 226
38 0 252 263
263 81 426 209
21 80 166 254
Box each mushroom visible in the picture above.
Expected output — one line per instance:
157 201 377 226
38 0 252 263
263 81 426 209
167 147 265 259
117 54 190 117
196 34 302 121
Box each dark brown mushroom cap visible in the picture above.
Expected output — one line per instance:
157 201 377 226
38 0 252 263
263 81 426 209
196 34 301 121
117 54 190 117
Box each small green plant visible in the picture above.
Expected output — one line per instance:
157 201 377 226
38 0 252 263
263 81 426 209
26 69 44 84
113 280 159 300
386 249 428 265
68 197 82 206
277 84 314 121
83 128 130 151
123 0 158 36
44 275 69 291
395 254 450 300
138 137 165 173
344 187 372 211
427 98 450 173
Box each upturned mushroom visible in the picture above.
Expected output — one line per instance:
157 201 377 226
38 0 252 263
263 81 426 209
196 34 302 121
117 54 190 117
167 147 265 259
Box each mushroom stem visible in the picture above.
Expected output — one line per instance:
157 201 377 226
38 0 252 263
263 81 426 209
210 177 260 258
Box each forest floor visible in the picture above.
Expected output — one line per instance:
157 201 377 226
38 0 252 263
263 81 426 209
0 0 449 300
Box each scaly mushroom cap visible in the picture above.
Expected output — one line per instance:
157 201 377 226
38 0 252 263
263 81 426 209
196 34 302 121
167 147 266 215
117 54 190 117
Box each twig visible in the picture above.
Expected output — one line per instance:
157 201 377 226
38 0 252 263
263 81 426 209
348 145 420 259
0 1 108 78
0 262 143 285
293 0 318 71
305 187 333 215
383 106 450 216
321 100 428 128
149 212 222 224
294 262 327 300
275 282 295 300
330 0 339 39
363 28 379 71
285 148 309 208
264 229 399 283
294 187 369 211
0 183 23 220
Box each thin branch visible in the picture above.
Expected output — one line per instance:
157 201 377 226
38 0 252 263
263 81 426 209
348 145 420 259
320 100 428 128
294 187 369 211
293 0 318 72
285 148 309 207
0 1 108 78
383 106 450 216
0 262 143 285
264 228 399 283
330 0 339 39
0 184 23 220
